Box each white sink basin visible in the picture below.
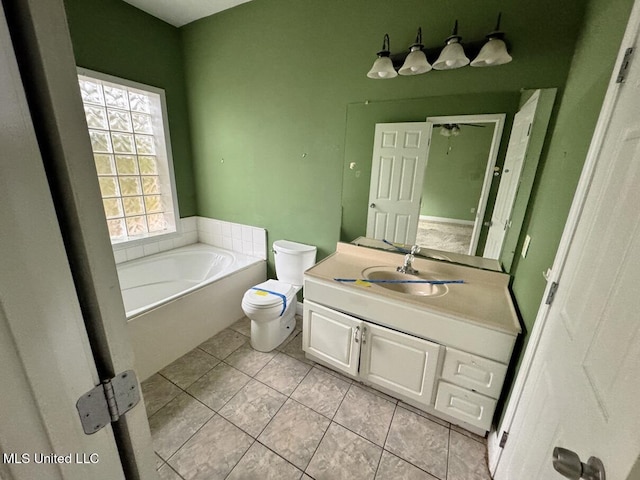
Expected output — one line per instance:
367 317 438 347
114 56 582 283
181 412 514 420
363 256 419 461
362 266 448 297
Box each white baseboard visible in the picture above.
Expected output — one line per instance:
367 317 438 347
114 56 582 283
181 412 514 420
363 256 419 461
419 215 474 226
296 301 304 317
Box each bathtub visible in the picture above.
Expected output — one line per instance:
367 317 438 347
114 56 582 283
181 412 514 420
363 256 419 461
119 243 266 380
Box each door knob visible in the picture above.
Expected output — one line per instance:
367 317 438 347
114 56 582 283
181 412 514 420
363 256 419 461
370 203 376 208
552 447 606 480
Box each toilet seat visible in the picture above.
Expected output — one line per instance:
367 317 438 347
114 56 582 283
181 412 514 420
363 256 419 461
242 280 295 313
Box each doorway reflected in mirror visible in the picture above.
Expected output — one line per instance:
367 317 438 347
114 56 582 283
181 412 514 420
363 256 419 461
416 218 473 255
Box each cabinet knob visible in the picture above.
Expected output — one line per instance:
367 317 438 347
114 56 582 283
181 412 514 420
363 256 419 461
354 326 360 343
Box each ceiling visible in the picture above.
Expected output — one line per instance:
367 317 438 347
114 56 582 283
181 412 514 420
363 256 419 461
122 0 253 27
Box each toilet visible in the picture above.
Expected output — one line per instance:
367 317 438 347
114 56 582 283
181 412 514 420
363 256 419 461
241 240 317 352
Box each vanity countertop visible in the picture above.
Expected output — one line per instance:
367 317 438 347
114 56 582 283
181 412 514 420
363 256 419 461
305 243 521 336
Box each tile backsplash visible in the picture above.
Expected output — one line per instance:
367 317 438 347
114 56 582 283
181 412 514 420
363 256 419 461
112 216 267 264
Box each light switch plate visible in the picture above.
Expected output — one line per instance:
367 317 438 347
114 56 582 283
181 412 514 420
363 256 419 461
522 235 532 258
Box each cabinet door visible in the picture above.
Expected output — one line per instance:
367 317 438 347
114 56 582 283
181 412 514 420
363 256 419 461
302 301 362 376
359 322 441 407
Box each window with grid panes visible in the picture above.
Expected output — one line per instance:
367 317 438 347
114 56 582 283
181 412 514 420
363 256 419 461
77 70 179 244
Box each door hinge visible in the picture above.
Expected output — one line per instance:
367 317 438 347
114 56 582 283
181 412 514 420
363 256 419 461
545 281 559 305
616 47 634 83
499 431 509 448
76 370 140 435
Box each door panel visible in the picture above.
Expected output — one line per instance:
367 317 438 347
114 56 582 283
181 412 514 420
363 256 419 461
367 123 432 244
359 323 441 407
0 6 125 477
496 8 640 478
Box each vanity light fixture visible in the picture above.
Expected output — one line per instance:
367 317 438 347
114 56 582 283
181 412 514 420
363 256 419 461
399 28 432 75
367 34 398 79
432 21 469 70
366 13 512 79
470 13 513 67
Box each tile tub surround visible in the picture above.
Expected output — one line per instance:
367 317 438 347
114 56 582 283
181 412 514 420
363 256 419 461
142 316 492 480
113 216 267 264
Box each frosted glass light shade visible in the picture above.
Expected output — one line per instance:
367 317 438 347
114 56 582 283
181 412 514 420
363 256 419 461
367 56 398 79
433 41 469 70
470 37 512 67
399 47 432 76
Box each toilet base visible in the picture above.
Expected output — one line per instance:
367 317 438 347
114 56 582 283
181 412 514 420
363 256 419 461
250 301 297 352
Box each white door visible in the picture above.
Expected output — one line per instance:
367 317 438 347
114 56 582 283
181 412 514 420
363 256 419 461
0 7 126 479
495 7 640 479
303 301 362 376
366 122 432 244
359 323 441 408
483 91 541 259
0 1 156 478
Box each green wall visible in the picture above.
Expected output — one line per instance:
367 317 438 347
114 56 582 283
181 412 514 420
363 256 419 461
63 0 197 216
497 0 634 424
181 0 586 268
508 0 633 343
421 125 496 222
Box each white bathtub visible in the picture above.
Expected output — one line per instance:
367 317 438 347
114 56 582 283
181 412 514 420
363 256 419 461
119 243 265 380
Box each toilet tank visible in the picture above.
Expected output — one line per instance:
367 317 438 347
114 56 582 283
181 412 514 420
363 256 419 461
273 240 317 286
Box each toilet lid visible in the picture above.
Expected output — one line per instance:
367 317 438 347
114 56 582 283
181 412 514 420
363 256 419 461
243 279 295 309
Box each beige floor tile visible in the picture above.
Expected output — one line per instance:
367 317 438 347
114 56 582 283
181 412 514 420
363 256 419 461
375 451 437 479
447 429 492 480
149 392 214 460
218 379 287 437
224 343 276 376
226 442 302 479
199 328 247 359
258 399 330 470
255 352 312 395
187 363 251 411
334 384 396 446
169 415 252 480
291 367 350 418
229 316 251 337
159 348 220 389
385 407 449 479
306 422 382 480
141 373 182 417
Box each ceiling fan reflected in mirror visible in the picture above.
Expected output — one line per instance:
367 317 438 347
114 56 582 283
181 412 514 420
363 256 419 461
434 123 486 137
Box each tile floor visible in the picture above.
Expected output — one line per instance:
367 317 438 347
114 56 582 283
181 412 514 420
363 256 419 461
142 316 493 480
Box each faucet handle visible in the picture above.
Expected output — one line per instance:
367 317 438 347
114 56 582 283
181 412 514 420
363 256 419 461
411 245 421 255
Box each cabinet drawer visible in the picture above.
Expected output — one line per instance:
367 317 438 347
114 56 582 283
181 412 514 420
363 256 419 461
435 382 496 431
441 347 507 399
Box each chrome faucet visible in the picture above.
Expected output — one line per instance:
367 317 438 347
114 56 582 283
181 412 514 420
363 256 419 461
397 245 420 275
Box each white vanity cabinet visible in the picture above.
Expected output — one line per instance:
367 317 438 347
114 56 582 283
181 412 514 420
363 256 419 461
301 243 521 435
303 300 442 408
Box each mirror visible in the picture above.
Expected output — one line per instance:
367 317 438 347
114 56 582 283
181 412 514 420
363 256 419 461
340 89 557 273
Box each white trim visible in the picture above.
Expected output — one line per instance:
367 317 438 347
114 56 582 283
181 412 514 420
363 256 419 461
296 301 304 317
426 114 505 257
419 215 475 226
489 2 640 474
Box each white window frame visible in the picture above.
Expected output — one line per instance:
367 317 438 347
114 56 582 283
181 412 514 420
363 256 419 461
77 67 181 249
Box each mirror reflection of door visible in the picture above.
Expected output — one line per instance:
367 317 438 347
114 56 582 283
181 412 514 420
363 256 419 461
418 118 502 255
366 122 433 244
367 115 505 253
